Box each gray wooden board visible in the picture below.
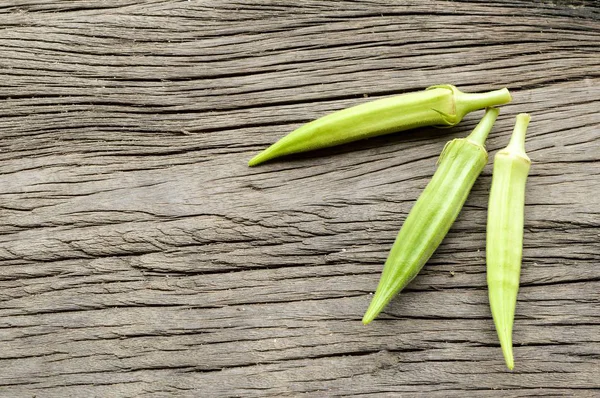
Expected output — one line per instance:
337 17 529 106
0 0 599 397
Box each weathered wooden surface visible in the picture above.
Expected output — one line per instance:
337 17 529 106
0 0 599 396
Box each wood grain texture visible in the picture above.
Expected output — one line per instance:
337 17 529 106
0 0 599 396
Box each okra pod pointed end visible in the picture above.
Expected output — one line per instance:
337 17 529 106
248 133 301 166
248 153 264 167
361 290 392 325
500 335 515 370
505 353 515 371
248 145 277 167
361 303 379 325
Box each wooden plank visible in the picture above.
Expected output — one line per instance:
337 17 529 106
0 0 598 396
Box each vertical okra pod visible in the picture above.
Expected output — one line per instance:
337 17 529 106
362 108 500 324
248 85 511 166
487 114 531 370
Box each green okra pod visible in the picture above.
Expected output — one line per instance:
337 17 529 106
486 113 531 370
362 107 500 324
248 85 511 166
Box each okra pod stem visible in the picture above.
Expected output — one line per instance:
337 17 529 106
248 85 511 166
362 108 500 324
487 113 531 370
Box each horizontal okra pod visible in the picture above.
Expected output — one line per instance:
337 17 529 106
362 108 500 325
248 85 511 166
487 114 531 371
